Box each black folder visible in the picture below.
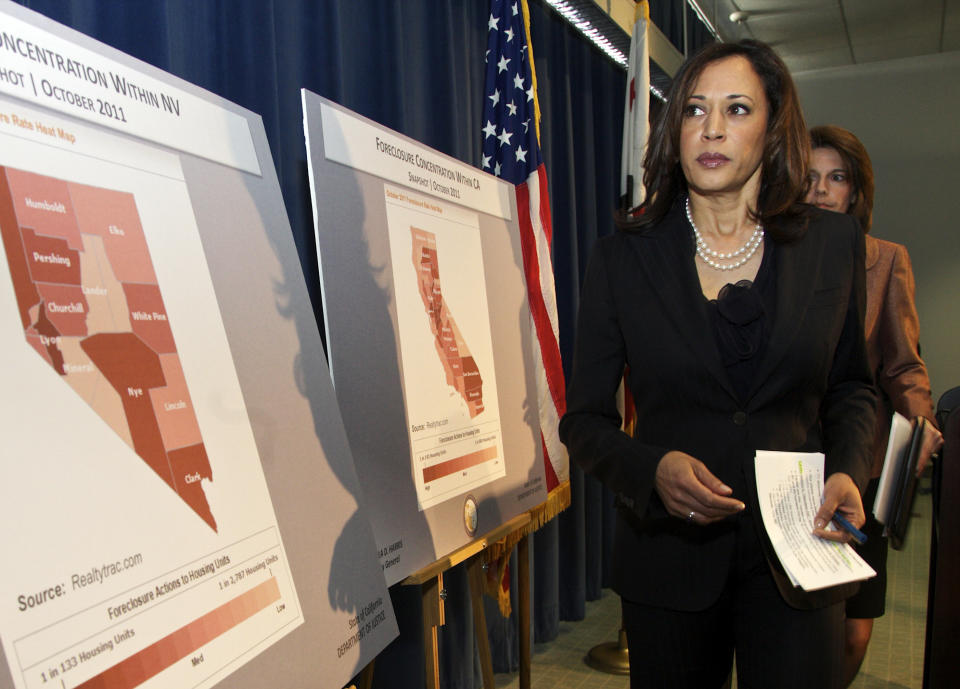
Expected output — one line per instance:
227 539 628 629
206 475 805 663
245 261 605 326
886 416 927 550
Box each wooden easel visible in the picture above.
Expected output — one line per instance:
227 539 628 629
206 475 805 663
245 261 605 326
347 479 570 689
400 512 533 689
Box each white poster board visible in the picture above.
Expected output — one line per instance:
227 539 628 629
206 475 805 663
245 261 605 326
0 4 396 689
303 91 548 585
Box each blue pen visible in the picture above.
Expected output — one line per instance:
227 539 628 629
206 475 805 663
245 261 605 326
832 512 867 545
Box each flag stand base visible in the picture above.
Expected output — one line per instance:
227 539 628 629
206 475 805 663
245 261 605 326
585 626 630 675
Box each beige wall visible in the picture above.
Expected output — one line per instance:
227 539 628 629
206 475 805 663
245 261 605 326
795 51 960 403
592 0 639 32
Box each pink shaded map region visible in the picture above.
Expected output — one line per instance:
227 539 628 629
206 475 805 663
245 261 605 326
69 180 156 284
124 283 175 354
21 227 81 286
410 227 485 418
36 283 88 336
7 169 83 251
151 354 202 451
0 165 217 531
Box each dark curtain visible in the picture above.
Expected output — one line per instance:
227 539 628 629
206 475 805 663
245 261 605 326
10 1 701 686
686 5 717 55
650 0 717 57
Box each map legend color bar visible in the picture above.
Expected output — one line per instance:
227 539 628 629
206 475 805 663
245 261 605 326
422 447 498 483
76 577 281 689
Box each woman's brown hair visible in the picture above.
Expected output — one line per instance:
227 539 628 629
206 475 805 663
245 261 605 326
809 125 874 232
620 40 810 241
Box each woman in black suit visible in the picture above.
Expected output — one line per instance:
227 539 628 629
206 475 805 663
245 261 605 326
559 40 876 688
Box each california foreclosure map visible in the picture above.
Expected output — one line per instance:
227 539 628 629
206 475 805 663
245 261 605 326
411 226 485 418
384 184 505 510
0 166 216 530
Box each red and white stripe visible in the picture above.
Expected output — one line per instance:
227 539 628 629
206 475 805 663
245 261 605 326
515 163 567 491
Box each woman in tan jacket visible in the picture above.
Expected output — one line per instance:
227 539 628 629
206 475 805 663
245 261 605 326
806 124 943 688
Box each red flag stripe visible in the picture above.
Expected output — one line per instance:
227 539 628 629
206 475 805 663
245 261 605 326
541 432 560 491
537 165 554 246
516 176 565 415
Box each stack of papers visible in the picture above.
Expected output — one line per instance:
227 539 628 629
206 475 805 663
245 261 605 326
755 451 876 592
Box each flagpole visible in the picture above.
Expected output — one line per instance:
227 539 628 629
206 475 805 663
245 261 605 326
588 0 650 675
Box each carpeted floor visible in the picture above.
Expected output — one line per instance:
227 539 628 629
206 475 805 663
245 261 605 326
494 492 933 689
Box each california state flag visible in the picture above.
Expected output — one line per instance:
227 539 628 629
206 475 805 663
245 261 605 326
621 0 650 211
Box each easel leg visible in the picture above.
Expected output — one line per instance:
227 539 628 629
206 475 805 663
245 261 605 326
422 573 444 689
518 535 531 689
467 557 495 688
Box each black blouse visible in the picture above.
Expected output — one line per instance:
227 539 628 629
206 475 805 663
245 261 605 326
705 241 777 402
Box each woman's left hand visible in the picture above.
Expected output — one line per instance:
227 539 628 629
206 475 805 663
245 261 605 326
812 472 865 543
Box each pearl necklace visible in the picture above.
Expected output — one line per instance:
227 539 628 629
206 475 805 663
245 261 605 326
685 197 764 272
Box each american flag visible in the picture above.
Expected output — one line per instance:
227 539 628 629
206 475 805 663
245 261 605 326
482 0 568 495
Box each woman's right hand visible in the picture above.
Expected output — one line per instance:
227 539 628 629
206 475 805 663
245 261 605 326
654 451 746 525
916 420 944 475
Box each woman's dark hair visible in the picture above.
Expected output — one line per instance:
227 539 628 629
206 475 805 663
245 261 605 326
620 40 810 241
809 125 874 232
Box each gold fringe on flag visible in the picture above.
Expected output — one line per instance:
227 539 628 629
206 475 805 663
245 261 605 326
637 0 650 23
482 481 570 563
481 480 571 616
520 0 541 144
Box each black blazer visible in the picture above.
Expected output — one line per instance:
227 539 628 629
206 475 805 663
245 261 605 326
559 203 876 611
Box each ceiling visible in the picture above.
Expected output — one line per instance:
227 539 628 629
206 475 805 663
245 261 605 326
701 0 960 73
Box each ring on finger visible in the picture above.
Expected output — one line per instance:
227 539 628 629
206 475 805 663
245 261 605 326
686 510 696 522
